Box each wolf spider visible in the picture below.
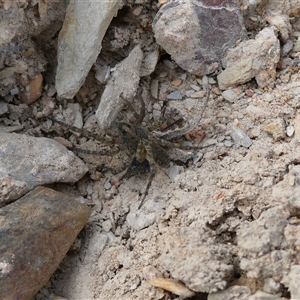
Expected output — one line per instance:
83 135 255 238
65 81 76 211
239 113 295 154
49 82 210 208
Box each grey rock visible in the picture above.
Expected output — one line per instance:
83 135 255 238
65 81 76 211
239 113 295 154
167 91 183 100
0 101 8 115
0 131 88 203
222 90 238 103
169 165 184 180
126 211 156 231
150 79 159 99
55 0 122 98
218 27 280 89
208 285 251 300
153 0 246 75
0 7 24 46
230 125 252 148
95 45 143 130
140 49 159 77
281 39 293 56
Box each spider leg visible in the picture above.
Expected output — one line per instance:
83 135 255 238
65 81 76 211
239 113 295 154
138 172 155 209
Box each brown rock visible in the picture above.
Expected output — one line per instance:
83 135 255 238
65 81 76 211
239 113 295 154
20 74 43 105
0 186 91 300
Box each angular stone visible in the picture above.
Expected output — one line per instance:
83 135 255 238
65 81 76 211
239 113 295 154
55 0 122 98
218 27 280 89
95 45 143 130
230 124 252 148
153 0 246 75
0 132 88 203
0 186 91 300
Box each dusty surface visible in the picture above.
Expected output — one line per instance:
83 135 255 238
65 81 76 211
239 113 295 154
1 1 300 300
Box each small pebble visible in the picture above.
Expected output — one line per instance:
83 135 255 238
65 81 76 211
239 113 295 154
148 278 195 298
167 91 183 100
152 103 161 110
159 71 168 77
193 152 203 164
286 125 295 137
171 79 182 87
263 118 286 141
102 220 112 232
10 87 19 96
163 59 176 69
222 90 238 103
104 180 111 190
185 90 194 97
86 184 93 195
0 101 8 115
217 135 225 142
191 91 205 98
126 212 156 231
230 124 252 148
224 140 233 147
237 113 244 119
190 84 200 91
169 165 184 180
245 89 254 97
150 79 159 99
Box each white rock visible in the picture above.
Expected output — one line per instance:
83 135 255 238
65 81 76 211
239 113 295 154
286 125 294 137
218 27 280 89
140 50 159 77
222 90 238 103
126 212 156 231
55 0 122 98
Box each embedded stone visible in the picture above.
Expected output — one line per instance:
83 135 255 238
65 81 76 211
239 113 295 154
153 0 246 75
0 186 91 300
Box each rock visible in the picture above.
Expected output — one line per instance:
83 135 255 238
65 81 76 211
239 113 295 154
126 211 156 231
95 45 143 130
0 131 88 203
0 7 24 46
266 14 292 42
158 227 233 293
140 49 159 77
263 118 286 141
55 0 122 98
222 89 238 103
19 74 43 105
230 124 252 148
0 186 90 300
150 79 159 99
286 125 294 137
0 101 8 115
282 265 300 299
148 277 195 298
248 290 283 300
208 285 251 300
217 27 280 89
167 91 183 100
153 0 246 75
281 39 293 57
